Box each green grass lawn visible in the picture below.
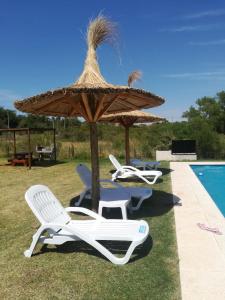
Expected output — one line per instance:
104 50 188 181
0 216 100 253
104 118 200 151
0 159 180 300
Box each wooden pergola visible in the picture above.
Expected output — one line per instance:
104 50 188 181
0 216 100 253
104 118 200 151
0 127 56 169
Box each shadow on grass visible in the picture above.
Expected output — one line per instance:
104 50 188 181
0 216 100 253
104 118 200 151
158 167 174 175
70 195 92 210
107 176 164 184
31 160 66 168
130 190 181 219
70 190 181 220
0 160 67 168
33 235 153 264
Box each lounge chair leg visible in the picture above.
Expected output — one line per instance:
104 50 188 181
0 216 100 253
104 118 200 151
121 205 127 220
112 170 119 181
24 227 46 258
24 235 39 257
131 196 145 211
86 238 139 265
75 188 89 207
75 193 85 207
98 203 103 216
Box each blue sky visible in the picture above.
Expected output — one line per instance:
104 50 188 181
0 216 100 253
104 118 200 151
0 0 225 121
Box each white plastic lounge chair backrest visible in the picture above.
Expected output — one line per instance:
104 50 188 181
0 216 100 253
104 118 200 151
25 185 71 225
76 164 92 189
109 154 122 171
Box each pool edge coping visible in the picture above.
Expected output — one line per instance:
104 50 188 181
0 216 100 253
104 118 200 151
171 161 225 300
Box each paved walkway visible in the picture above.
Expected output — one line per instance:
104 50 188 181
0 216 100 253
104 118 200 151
171 162 225 300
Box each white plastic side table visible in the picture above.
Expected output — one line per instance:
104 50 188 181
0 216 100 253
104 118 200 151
98 189 131 220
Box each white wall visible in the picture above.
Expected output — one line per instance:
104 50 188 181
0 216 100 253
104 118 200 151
156 150 197 161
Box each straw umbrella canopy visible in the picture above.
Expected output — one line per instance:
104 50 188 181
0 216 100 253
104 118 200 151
14 15 165 211
100 110 165 164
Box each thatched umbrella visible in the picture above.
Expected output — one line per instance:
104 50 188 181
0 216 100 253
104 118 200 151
100 71 165 164
100 110 165 164
14 16 165 211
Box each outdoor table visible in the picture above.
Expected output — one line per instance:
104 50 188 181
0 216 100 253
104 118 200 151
10 152 32 167
14 152 32 159
98 189 131 220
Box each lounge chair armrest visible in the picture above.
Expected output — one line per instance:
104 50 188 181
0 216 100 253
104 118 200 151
65 207 105 220
99 179 122 188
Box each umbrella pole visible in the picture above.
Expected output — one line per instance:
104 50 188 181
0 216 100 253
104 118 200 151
89 122 100 211
125 126 130 165
13 130 16 158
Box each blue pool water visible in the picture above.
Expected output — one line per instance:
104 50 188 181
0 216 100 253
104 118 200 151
191 165 225 216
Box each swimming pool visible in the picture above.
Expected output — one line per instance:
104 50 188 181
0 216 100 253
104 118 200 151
191 165 225 217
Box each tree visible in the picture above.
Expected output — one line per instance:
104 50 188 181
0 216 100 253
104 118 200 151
0 107 19 128
216 91 225 133
183 91 225 134
18 114 52 128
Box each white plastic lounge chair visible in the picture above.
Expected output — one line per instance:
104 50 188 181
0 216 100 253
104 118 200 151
130 159 160 170
24 185 149 265
109 154 162 185
76 164 152 211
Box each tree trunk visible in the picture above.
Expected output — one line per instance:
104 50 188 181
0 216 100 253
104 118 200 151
125 126 130 165
89 122 100 211
13 131 16 158
28 129 31 170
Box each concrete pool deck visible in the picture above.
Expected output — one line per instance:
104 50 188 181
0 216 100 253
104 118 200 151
171 162 225 300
